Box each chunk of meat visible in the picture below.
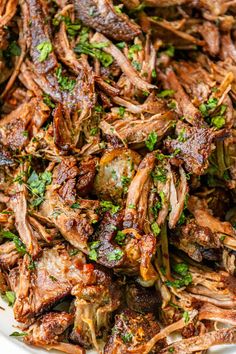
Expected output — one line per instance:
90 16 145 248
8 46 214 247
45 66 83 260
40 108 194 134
77 157 98 197
91 33 156 92
0 98 50 150
0 241 21 269
164 68 203 125
104 309 166 354
126 283 161 314
165 121 216 175
74 0 141 41
10 191 41 258
90 211 125 268
25 0 57 74
103 111 176 147
173 61 215 103
124 152 156 229
171 220 221 262
25 312 85 354
160 327 236 354
70 266 121 351
10 245 87 323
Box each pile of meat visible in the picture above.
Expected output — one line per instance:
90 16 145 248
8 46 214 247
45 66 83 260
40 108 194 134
1 0 236 353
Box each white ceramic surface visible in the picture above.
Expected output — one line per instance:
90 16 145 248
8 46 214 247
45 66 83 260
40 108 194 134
0 297 235 354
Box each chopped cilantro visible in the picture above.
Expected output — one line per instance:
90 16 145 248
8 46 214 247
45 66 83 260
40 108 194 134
22 130 28 137
151 222 161 236
90 127 98 136
157 90 175 98
118 106 125 117
114 5 122 13
36 41 53 62
71 203 80 209
88 241 100 261
116 42 126 49
132 60 141 71
151 69 157 78
145 131 158 151
49 275 57 282
69 249 79 256
151 166 167 183
166 273 192 289
115 231 126 245
168 348 175 353
10 331 28 337
177 128 186 142
43 93 55 108
173 263 189 276
211 115 225 129
107 248 124 261
128 43 142 59
121 175 131 193
2 291 16 306
100 201 120 214
128 204 136 209
1 230 27 255
183 311 190 324
199 97 218 117
121 332 133 343
55 66 76 91
74 42 113 67
27 170 52 207
164 45 175 57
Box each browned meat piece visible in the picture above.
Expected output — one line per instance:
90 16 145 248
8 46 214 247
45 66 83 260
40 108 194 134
0 241 21 269
221 32 236 63
10 245 87 323
164 68 203 125
194 21 220 56
91 211 125 268
150 18 205 49
53 157 78 203
94 148 140 203
199 302 236 326
171 220 221 262
188 196 236 237
124 152 156 229
104 309 166 354
10 191 41 258
160 327 236 353
0 145 14 166
0 268 8 293
77 157 98 197
126 283 161 314
165 121 216 175
25 0 57 74
103 111 176 147
25 311 85 354
91 33 156 92
74 0 141 41
173 61 215 104
70 266 121 351
0 98 50 150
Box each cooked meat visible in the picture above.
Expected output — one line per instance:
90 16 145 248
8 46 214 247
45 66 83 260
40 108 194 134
0 241 21 269
25 0 57 74
0 98 50 150
104 309 166 354
10 245 87 323
126 282 161 314
1 1 236 353
70 266 121 350
10 191 41 258
74 0 141 41
160 327 236 353
165 121 216 175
